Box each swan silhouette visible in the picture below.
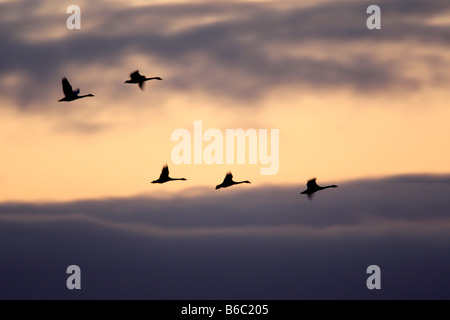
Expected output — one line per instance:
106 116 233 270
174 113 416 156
151 165 186 184
216 172 251 190
300 178 337 200
125 70 162 90
58 77 94 102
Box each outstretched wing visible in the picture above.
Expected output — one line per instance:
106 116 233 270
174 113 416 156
62 78 74 96
159 165 169 179
306 178 319 189
130 70 141 80
223 172 233 184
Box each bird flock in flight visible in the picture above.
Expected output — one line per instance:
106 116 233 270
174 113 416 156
58 71 338 200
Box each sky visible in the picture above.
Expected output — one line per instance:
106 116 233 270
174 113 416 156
0 0 449 300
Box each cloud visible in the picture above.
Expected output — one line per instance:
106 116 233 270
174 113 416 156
1 0 449 110
0 174 449 299
1 174 449 232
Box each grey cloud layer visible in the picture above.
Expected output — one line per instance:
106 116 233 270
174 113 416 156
1 0 449 109
0 174 449 299
1 174 449 232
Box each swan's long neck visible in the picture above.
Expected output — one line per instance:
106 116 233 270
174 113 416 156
235 180 250 185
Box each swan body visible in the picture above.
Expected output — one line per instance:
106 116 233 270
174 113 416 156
58 77 94 102
216 172 250 190
152 165 186 184
300 178 337 200
125 70 162 90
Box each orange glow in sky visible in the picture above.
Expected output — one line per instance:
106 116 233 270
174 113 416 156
0 0 449 202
